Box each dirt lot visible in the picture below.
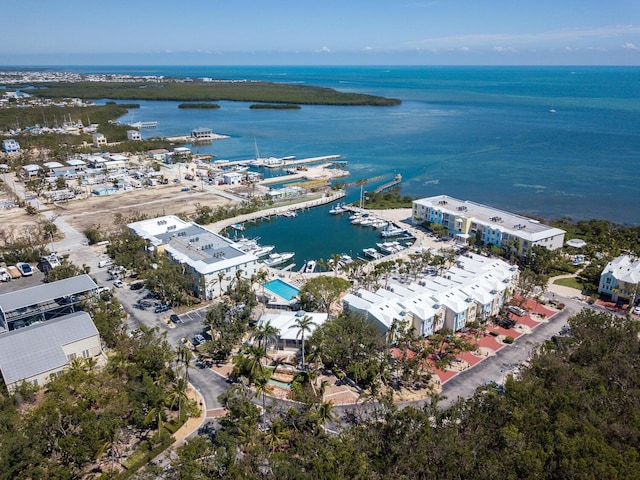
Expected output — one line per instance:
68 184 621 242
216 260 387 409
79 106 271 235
55 185 231 232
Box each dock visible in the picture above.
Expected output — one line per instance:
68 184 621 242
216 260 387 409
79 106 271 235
374 173 402 194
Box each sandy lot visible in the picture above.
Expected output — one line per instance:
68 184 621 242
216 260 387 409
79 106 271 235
57 186 231 232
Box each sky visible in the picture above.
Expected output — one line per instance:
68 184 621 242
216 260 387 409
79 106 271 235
1 0 639 65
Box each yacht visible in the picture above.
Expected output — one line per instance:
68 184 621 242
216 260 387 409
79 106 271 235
363 248 383 260
380 226 407 237
304 260 317 273
262 252 295 268
376 241 405 255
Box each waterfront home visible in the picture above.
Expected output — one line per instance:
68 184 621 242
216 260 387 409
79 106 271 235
223 171 243 185
147 148 170 162
598 255 640 305
190 127 214 141
412 195 565 256
128 215 259 300
2 139 21 153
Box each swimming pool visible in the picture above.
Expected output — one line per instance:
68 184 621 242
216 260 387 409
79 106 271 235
268 378 292 390
263 279 300 301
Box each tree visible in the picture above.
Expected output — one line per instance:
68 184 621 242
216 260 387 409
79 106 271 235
252 320 280 361
294 314 316 369
298 275 351 314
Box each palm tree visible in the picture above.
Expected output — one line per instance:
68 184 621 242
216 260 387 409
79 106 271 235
313 400 336 431
217 271 225 297
253 320 280 362
253 368 273 414
330 253 342 276
294 314 316 370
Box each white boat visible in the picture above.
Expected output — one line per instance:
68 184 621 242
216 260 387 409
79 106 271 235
363 248 383 260
371 220 389 229
380 226 407 237
278 209 297 218
251 245 276 258
231 223 245 231
376 241 405 255
304 260 317 273
262 252 295 268
329 203 346 215
338 254 353 268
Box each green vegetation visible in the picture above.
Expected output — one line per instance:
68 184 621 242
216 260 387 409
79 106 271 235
553 276 585 290
24 80 402 106
362 186 414 209
178 103 220 109
249 103 301 110
163 310 640 479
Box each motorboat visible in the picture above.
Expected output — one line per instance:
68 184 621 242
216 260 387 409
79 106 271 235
262 252 295 268
376 241 405 255
363 248 383 260
380 226 407 237
329 203 346 214
304 260 317 273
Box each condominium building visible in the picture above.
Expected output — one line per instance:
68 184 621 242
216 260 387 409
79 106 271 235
128 215 259 300
343 252 519 337
412 195 565 256
1 139 21 153
598 255 640 304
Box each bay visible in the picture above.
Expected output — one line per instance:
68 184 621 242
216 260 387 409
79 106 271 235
77 65 640 258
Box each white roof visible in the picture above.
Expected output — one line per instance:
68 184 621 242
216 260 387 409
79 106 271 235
0 312 99 385
22 164 40 172
66 159 86 167
258 311 327 341
603 255 640 284
566 238 587 248
43 161 64 168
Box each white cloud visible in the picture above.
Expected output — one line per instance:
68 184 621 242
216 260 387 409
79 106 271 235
405 25 640 50
493 46 516 53
316 46 331 53
623 42 639 51
363 46 373 52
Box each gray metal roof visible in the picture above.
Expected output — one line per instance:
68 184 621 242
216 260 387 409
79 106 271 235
0 311 99 385
0 274 98 313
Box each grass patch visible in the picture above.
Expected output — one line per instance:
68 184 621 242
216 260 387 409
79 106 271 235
553 276 584 290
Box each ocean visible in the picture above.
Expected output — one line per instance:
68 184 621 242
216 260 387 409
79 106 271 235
61 65 640 262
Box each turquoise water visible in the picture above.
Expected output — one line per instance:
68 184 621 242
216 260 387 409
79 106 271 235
263 279 300 301
80 65 640 224
53 64 640 262
268 378 292 390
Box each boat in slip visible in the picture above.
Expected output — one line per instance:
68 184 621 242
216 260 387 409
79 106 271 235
329 203 346 215
303 260 317 273
376 241 405 255
380 226 407 237
262 252 295 268
363 248 383 260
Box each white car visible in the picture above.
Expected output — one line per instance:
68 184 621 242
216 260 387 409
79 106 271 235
16 262 33 276
113 280 124 288
633 306 640 315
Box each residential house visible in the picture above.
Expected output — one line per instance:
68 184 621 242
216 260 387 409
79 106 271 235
2 139 21 153
598 255 640 304
92 133 107 147
127 129 142 141
190 127 213 141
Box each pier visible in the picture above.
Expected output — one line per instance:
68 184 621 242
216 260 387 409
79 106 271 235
129 121 158 128
374 173 402 194
207 190 346 233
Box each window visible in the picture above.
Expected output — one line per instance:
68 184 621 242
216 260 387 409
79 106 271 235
82 349 90 358
67 353 76 361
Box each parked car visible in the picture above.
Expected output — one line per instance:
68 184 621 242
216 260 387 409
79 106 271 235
98 259 114 268
507 305 526 316
16 262 33 276
193 334 206 346
154 304 169 313
169 314 181 324
130 281 145 291
113 280 124 288
499 318 516 329
633 306 640 315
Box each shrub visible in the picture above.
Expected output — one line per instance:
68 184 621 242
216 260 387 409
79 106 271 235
503 336 515 344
